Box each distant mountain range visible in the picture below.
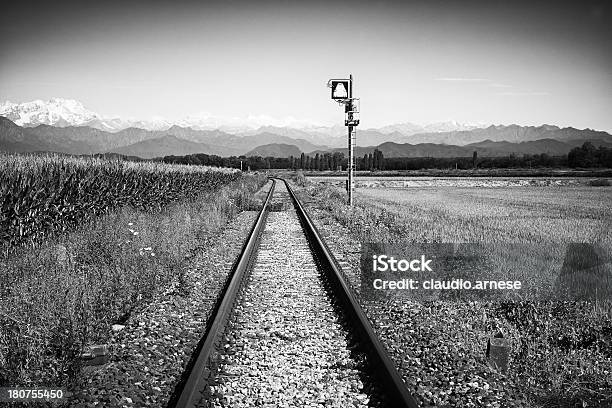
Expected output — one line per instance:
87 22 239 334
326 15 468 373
246 143 302 158
311 137 612 159
395 124 612 146
108 135 225 159
1 112 611 160
0 98 487 147
0 116 329 157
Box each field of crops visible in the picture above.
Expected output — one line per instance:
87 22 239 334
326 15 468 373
0 153 239 248
0 153 264 392
298 177 612 406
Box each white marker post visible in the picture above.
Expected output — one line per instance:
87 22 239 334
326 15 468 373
328 75 360 206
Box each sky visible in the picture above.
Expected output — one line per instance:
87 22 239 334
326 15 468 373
1 0 611 131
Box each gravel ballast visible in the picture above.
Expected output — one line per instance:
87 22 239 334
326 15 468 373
203 184 370 408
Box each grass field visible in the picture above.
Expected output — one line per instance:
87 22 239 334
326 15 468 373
357 186 611 243
298 175 612 406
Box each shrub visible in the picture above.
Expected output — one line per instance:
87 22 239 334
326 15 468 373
588 178 610 186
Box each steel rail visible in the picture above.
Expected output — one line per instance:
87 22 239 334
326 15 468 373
282 178 419 408
170 179 276 408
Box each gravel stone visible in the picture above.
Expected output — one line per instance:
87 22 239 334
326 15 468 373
202 183 370 408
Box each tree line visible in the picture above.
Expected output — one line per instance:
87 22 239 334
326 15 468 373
287 150 386 171
384 153 566 170
163 154 289 170
162 142 612 170
567 142 612 168
163 149 388 171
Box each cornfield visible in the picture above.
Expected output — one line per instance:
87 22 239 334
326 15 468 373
0 153 240 248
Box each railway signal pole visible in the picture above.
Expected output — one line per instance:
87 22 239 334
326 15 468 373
328 75 360 206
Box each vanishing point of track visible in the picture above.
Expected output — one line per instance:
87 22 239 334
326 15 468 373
168 178 418 408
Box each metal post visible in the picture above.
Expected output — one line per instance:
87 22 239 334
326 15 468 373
348 124 353 206
327 74 358 206
347 74 354 206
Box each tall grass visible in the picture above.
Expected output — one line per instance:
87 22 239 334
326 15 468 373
0 153 239 249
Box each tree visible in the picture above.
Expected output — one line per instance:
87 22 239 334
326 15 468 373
376 149 384 170
598 145 612 168
300 152 305 169
472 151 478 168
568 141 597 168
332 152 344 171
372 149 384 170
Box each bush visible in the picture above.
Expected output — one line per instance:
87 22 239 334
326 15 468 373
292 170 308 187
588 178 611 186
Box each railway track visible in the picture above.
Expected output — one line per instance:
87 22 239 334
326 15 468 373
169 178 418 408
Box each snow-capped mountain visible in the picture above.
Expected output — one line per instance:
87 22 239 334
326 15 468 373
176 113 324 134
377 122 425 135
124 117 174 131
0 98 113 130
376 121 481 135
0 99 172 132
422 121 482 133
0 98 488 139
0 99 326 133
